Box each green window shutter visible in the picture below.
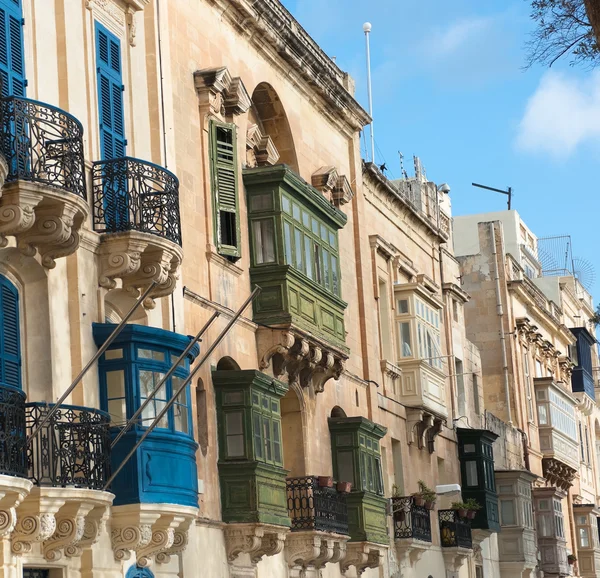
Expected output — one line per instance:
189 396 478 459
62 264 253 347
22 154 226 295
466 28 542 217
210 121 240 259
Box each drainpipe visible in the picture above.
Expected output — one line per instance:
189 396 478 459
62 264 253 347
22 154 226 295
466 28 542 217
489 223 512 425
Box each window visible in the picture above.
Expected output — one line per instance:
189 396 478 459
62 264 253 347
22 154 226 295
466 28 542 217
280 194 340 296
535 358 543 378
399 322 412 357
415 297 442 368
0 275 21 389
456 358 465 416
252 392 283 466
523 350 534 421
0 0 25 97
472 374 481 415
210 121 240 259
251 219 275 264
95 22 125 160
452 299 459 322
465 460 478 486
475 567 484 578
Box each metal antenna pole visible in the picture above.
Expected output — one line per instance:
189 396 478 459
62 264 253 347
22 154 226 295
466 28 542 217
363 22 375 164
111 311 220 448
27 281 158 445
472 182 513 210
103 286 261 491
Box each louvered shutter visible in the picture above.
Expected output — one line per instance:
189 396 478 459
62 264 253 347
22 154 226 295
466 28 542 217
0 276 20 389
95 22 125 161
0 0 25 97
211 122 240 259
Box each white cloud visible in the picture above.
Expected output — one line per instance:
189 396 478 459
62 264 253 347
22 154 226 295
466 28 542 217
432 16 493 56
516 71 600 157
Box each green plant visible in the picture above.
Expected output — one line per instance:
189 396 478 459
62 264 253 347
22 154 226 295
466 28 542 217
568 554 577 563
451 501 469 510
391 484 403 498
417 480 437 503
465 498 482 511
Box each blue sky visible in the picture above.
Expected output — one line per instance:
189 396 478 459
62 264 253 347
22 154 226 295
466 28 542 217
281 0 600 303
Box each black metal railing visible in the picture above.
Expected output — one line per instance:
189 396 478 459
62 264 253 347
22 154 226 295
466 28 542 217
0 384 27 477
439 509 472 549
286 476 349 535
392 496 432 542
25 402 111 490
0 96 86 198
92 157 182 246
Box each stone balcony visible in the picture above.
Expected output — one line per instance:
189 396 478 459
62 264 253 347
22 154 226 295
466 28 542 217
439 509 473 574
0 96 88 267
91 157 183 304
392 496 432 573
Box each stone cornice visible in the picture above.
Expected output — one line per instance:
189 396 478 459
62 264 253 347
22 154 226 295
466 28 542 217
207 0 370 132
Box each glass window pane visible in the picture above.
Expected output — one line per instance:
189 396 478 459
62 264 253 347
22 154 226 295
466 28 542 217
138 349 165 362
292 203 300 221
304 236 313 279
263 417 272 461
465 460 478 486
106 370 125 399
252 219 275 264
249 193 272 212
331 256 339 295
400 322 412 357
323 249 331 290
294 228 303 271
105 348 123 360
580 527 590 548
311 217 319 235
253 413 263 459
302 211 310 228
283 221 293 265
314 243 322 284
173 390 188 434
500 500 515 525
273 420 282 464
282 196 291 214
320 224 327 241
398 299 409 314
108 398 126 423
337 451 354 485
329 231 336 247
538 404 548 425
226 412 244 457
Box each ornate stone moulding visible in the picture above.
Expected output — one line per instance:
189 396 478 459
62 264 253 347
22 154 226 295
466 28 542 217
0 476 32 540
258 328 348 394
97 230 183 305
194 67 252 118
0 181 88 268
405 407 444 453
285 530 349 577
340 542 386 576
542 457 577 491
395 537 432 570
311 166 354 206
11 487 113 561
442 546 473 573
110 503 197 567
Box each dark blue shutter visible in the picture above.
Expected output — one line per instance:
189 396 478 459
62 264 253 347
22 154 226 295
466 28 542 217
0 0 25 97
0 275 20 389
95 22 125 160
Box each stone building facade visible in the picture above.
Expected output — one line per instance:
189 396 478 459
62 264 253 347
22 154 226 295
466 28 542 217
0 2 596 578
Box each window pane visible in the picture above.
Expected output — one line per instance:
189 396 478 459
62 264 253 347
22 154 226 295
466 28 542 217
252 219 275 264
108 398 126 423
331 256 339 294
465 460 478 486
292 203 300 221
282 196 291 214
538 404 548 425
314 243 322 284
400 322 412 357
263 416 272 461
329 231 336 247
320 224 327 241
304 236 313 279
253 413 263 459
323 249 331 290
105 348 123 360
138 349 165 362
311 218 319 235
294 228 303 271
106 370 125 399
500 500 515 525
302 211 310 228
226 412 244 457
337 450 354 485
283 221 293 265
173 389 189 434
580 527 590 548
398 299 409 314
249 193 272 212
272 420 282 464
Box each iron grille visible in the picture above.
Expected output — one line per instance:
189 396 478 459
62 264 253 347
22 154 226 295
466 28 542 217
392 496 432 542
0 383 26 477
0 96 86 198
25 402 111 490
438 509 472 549
92 157 182 246
286 476 349 535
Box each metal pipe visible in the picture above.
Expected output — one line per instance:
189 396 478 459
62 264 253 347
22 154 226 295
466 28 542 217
111 311 220 448
103 286 261 491
27 281 158 445
363 22 375 163
489 222 512 425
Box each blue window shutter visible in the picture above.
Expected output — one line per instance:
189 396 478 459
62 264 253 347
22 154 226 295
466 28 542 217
95 22 125 160
0 0 25 97
0 275 21 389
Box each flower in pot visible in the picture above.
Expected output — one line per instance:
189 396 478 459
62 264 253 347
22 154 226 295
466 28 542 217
337 481 352 493
418 480 437 510
451 501 469 518
318 476 333 488
567 554 577 565
465 498 481 519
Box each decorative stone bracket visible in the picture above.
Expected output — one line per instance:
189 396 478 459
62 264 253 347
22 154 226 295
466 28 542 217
406 408 443 453
258 329 347 394
442 547 472 573
224 523 289 577
11 487 113 561
0 476 32 540
395 538 431 570
0 181 88 269
311 166 354 206
111 504 197 567
194 67 252 118
542 457 577 491
340 542 386 576
97 230 183 306
246 124 280 167
285 531 349 577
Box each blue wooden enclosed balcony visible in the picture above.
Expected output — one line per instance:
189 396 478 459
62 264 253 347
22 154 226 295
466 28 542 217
91 158 183 298
0 96 88 266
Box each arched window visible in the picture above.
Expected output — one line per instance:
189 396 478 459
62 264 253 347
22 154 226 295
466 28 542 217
126 567 154 578
0 274 20 389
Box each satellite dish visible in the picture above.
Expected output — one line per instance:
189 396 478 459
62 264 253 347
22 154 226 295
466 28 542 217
573 257 596 291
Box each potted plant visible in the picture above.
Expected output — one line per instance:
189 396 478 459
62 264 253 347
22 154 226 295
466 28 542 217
465 498 481 519
337 481 352 493
318 476 333 488
451 501 469 518
567 554 577 565
417 480 437 510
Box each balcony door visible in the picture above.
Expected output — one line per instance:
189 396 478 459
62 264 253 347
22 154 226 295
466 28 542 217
0 274 21 390
95 21 127 230
0 0 25 97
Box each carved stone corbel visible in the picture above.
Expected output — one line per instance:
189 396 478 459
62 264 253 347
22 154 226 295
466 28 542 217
395 539 431 569
0 187 43 245
285 531 349 576
194 68 251 119
259 331 296 377
136 515 180 568
223 77 252 116
111 511 158 562
0 477 32 540
311 167 339 196
155 518 192 565
98 234 148 289
333 175 354 206
340 542 385 576
442 547 472 572
65 504 109 558
224 523 289 565
43 502 95 561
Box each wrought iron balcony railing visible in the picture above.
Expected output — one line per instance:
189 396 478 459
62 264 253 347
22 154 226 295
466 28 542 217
92 157 182 246
25 402 111 490
439 509 472 549
0 384 27 478
286 476 349 535
0 96 86 198
392 496 432 542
